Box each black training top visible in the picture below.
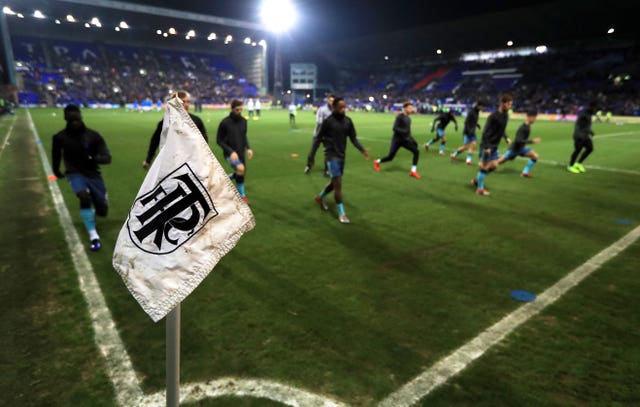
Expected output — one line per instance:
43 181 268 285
145 113 208 163
312 112 365 161
464 107 481 135
392 113 412 140
52 125 111 178
480 110 509 149
216 113 250 158
573 109 594 140
432 111 458 131
510 123 535 151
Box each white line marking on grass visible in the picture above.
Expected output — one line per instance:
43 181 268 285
0 115 17 160
27 109 350 407
594 130 640 139
26 109 145 406
379 224 640 407
536 159 640 176
140 378 349 407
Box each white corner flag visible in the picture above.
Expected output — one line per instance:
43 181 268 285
113 96 255 322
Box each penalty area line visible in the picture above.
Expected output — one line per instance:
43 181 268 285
378 223 640 407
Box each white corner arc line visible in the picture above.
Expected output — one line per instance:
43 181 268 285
0 114 17 160
27 109 350 407
140 378 350 407
26 109 145 406
378 223 640 407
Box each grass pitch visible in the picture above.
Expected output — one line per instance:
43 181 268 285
2 107 639 406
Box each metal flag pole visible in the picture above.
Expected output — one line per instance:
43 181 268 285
166 303 181 407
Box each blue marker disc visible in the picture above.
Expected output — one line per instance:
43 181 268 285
616 219 633 225
510 290 536 302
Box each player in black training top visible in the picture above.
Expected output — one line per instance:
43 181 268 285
425 108 458 155
451 101 484 165
373 102 422 178
497 109 541 177
142 90 208 169
311 97 369 224
567 101 597 174
52 104 111 251
473 94 513 196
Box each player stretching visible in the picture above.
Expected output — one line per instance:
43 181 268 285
425 108 457 155
312 97 369 224
473 94 512 196
567 102 596 174
52 105 112 251
497 109 541 177
373 102 421 178
451 101 483 165
305 94 334 177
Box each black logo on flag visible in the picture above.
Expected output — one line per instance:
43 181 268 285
127 163 218 254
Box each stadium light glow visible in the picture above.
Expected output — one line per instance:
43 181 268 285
244 37 251 44
258 39 267 47
169 27 177 35
187 29 196 37
33 10 46 19
225 34 233 44
2 6 16 15
507 40 514 46
607 27 615 34
436 49 443 55
261 0 296 33
382 94 388 99
384 56 389 61
156 29 162 35
55 19 61 24
119 21 129 29
208 33 217 40
114 26 120 32
16 13 24 18
91 17 102 27
84 23 90 28
368 96 375 102
66 14 76 23
535 45 548 54
163 32 168 37
252 42 257 46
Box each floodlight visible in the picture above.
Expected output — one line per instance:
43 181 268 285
368 96 374 102
84 23 90 28
33 10 46 19
436 49 443 55
507 40 514 46
119 21 129 29
252 42 257 46
384 56 389 60
208 33 217 40
163 33 168 37
225 34 233 43
156 29 162 35
244 37 251 44
169 27 176 35
115 27 120 32
382 94 388 99
261 0 296 33
258 39 267 47
2 6 16 15
66 14 76 22
17 13 24 18
607 27 615 34
187 29 195 37
535 45 548 54
55 19 61 24
91 17 102 27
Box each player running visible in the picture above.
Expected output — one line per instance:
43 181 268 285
425 108 458 155
567 102 596 174
373 101 421 178
473 94 513 196
311 97 369 224
497 109 541 177
451 101 484 165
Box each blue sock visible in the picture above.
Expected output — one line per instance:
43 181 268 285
427 139 434 146
318 190 327 199
337 203 345 216
236 182 245 197
439 143 446 152
452 150 459 157
476 170 487 190
80 208 96 234
523 159 536 174
466 153 473 162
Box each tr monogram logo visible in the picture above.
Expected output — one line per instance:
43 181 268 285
127 163 218 254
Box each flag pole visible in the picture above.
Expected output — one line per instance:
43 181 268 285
166 303 181 407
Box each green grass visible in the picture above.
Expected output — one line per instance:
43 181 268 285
3 107 640 406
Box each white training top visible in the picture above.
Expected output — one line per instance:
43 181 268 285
316 104 332 124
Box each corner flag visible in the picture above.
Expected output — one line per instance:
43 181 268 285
112 96 255 322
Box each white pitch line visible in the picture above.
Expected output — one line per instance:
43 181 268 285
26 109 145 406
0 114 17 160
593 130 640 139
536 158 640 176
140 377 349 407
27 108 350 407
379 223 640 407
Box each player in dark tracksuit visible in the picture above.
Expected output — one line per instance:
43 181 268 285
52 104 111 251
567 102 596 173
473 94 513 196
425 109 458 155
373 102 421 178
498 109 541 177
311 97 369 224
142 91 208 169
451 101 484 165
217 99 254 202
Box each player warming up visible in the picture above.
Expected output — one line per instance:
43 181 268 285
473 94 513 196
451 101 483 165
567 102 597 174
425 108 458 155
373 102 421 178
311 97 369 224
51 104 112 251
497 109 541 177
217 99 254 203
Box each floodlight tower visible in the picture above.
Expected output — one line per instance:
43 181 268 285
261 0 296 102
